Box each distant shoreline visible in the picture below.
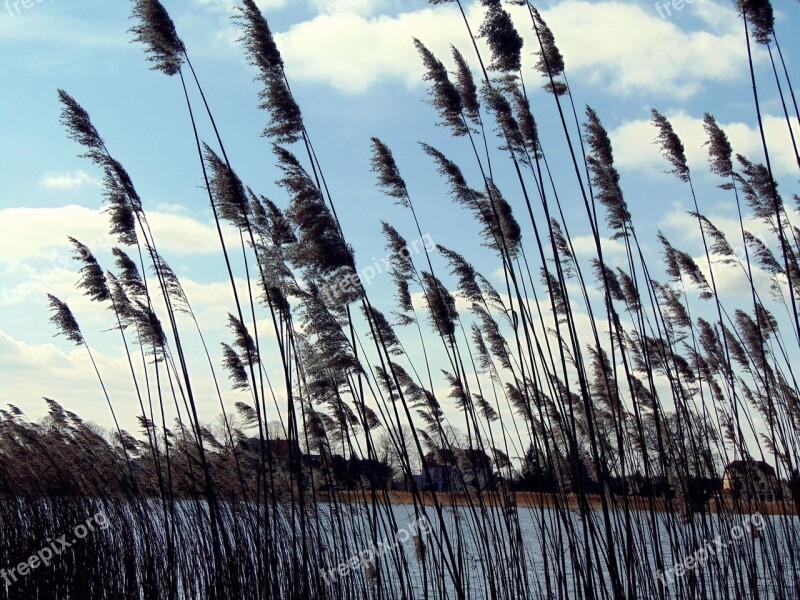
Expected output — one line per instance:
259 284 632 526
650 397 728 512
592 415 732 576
324 491 798 516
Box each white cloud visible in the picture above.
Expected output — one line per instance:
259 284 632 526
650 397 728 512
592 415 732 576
0 11 126 47
540 0 749 99
570 235 627 258
154 202 190 214
0 204 221 265
610 112 799 177
660 202 774 246
193 0 287 13
658 205 779 301
0 203 284 348
39 170 100 190
275 5 471 94
0 327 251 433
0 327 143 430
309 0 388 17
0 264 78 309
272 0 754 98
198 0 395 17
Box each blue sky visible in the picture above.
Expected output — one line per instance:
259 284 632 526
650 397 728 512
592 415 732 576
1 0 798 439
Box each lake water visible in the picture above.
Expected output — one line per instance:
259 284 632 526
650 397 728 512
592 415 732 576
3 498 797 599
313 503 800 600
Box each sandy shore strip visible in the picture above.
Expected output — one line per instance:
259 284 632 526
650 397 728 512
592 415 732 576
321 490 797 516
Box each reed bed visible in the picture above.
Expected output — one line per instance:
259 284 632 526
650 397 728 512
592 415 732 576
2 0 800 598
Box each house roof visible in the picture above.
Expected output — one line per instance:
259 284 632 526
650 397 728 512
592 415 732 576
423 448 492 469
245 437 299 459
724 459 777 478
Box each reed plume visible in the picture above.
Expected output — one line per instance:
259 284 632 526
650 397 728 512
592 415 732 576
130 0 185 76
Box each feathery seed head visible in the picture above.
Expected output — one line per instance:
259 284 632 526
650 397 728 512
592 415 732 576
237 0 304 142
68 237 111 303
651 110 690 182
370 138 409 204
737 0 774 44
421 271 458 337
58 90 105 155
414 39 468 136
451 47 480 125
204 144 251 229
221 343 250 391
130 0 186 76
702 113 733 181
479 1 524 72
530 5 566 83
47 294 84 346
584 107 630 233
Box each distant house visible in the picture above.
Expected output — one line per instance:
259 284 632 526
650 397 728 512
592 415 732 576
302 452 335 487
245 437 300 464
299 453 393 491
722 459 781 502
302 453 326 470
790 471 800 513
409 448 494 493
